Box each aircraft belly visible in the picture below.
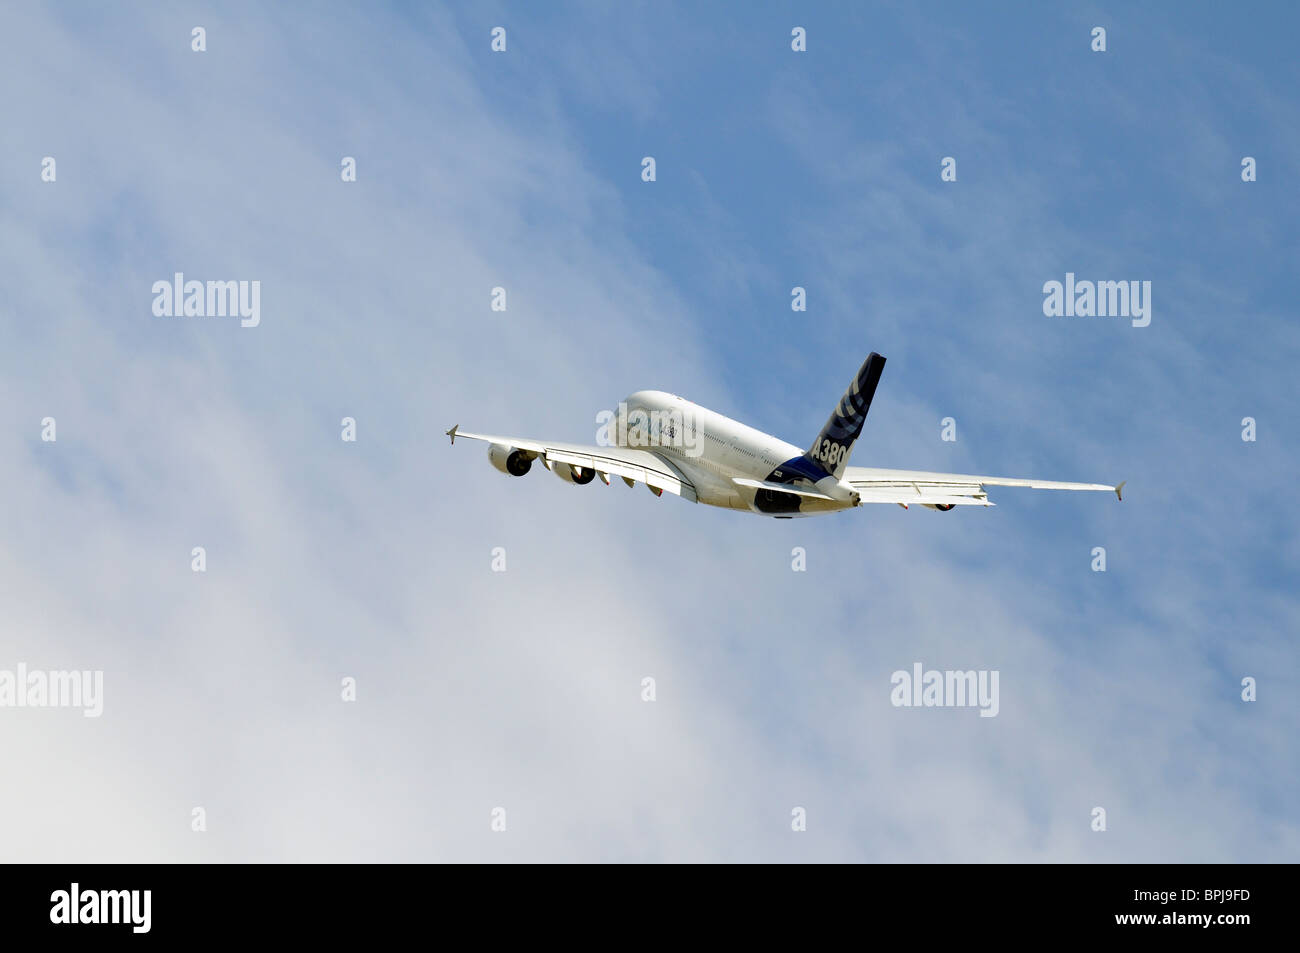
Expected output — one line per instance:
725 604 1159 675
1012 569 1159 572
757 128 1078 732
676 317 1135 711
663 454 748 510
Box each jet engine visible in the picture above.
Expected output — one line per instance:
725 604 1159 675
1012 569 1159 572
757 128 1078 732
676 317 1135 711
552 461 597 485
487 443 534 477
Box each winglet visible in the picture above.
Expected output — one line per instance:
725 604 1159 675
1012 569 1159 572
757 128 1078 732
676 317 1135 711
446 424 459 445
1114 480 1126 502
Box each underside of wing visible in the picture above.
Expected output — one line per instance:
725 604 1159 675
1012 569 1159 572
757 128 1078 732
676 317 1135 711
853 485 994 507
845 466 1122 509
446 426 699 501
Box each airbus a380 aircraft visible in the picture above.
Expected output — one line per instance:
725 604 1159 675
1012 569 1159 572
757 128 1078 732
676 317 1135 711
446 352 1124 518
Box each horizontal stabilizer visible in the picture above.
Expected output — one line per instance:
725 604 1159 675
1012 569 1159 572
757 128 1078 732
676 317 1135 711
732 478 835 501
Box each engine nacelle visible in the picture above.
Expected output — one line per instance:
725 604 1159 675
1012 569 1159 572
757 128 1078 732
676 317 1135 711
552 461 596 485
487 443 534 477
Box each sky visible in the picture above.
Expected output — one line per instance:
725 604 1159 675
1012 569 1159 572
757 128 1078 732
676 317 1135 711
0 1 1296 862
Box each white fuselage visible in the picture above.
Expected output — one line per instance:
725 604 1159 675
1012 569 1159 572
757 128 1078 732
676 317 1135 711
619 390 858 516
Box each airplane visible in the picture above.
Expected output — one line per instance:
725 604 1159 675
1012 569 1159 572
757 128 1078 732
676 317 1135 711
446 352 1124 518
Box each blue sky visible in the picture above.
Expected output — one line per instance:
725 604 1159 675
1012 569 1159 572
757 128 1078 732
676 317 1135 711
1 2 1296 861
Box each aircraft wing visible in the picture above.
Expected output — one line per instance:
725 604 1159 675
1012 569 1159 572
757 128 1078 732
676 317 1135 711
445 425 698 502
844 466 1123 509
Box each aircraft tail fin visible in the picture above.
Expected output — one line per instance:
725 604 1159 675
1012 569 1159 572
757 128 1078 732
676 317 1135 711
805 352 885 480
